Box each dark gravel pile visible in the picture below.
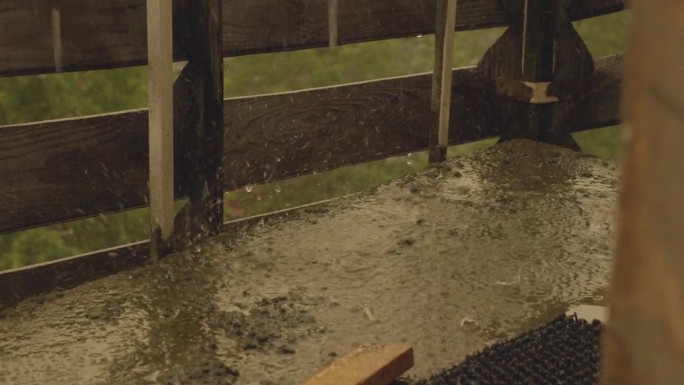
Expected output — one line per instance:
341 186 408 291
407 314 603 385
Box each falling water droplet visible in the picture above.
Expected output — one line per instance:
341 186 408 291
406 153 413 165
275 185 282 193
245 184 254 193
416 34 423 38
276 157 281 162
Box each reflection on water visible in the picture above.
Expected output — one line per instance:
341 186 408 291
0 140 618 384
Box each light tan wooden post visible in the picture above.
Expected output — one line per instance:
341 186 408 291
602 1 684 384
429 0 457 164
147 0 174 259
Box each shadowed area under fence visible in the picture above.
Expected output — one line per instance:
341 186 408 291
0 140 617 385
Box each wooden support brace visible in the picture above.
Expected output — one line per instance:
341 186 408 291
146 0 175 259
478 0 594 149
301 344 414 385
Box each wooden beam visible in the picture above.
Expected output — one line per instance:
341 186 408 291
170 0 224 249
301 344 414 385
0 241 150 309
0 0 625 77
602 1 684 384
0 55 622 234
147 0 175 257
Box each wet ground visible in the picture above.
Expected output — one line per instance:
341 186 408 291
0 140 618 385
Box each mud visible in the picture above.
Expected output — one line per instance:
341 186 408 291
0 140 618 385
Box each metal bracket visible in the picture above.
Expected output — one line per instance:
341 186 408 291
496 78 561 104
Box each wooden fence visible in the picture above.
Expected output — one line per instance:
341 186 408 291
0 0 625 304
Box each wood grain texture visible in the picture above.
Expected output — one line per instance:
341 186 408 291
221 67 500 191
0 0 625 76
301 344 414 385
0 111 151 234
0 56 622 234
147 0 175 246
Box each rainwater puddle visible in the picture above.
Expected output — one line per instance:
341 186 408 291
0 140 618 385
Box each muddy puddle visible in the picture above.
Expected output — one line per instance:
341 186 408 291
0 140 618 385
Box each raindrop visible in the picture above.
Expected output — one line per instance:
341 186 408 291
276 157 281 162
275 185 282 193
245 184 254 193
416 34 423 38
406 153 413 165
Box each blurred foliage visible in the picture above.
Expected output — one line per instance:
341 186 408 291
0 12 627 270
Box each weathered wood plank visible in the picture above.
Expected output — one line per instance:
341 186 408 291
553 54 623 133
0 111 151 234
147 0 175 253
436 0 458 162
0 241 150 308
221 67 499 190
301 344 414 385
170 0 224 249
0 0 625 76
0 56 622 234
602 1 684 384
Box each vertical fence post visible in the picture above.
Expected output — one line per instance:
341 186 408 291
429 0 457 165
146 0 174 259
171 0 224 249
602 1 684 384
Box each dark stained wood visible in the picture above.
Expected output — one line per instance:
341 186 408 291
0 56 622 234
552 54 623 133
0 241 150 308
478 0 596 149
0 110 151 234
221 67 499 191
170 0 224 250
0 0 625 77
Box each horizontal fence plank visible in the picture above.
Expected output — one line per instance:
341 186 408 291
0 55 622 234
222 67 499 190
0 0 625 77
0 241 150 308
0 111 151 233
